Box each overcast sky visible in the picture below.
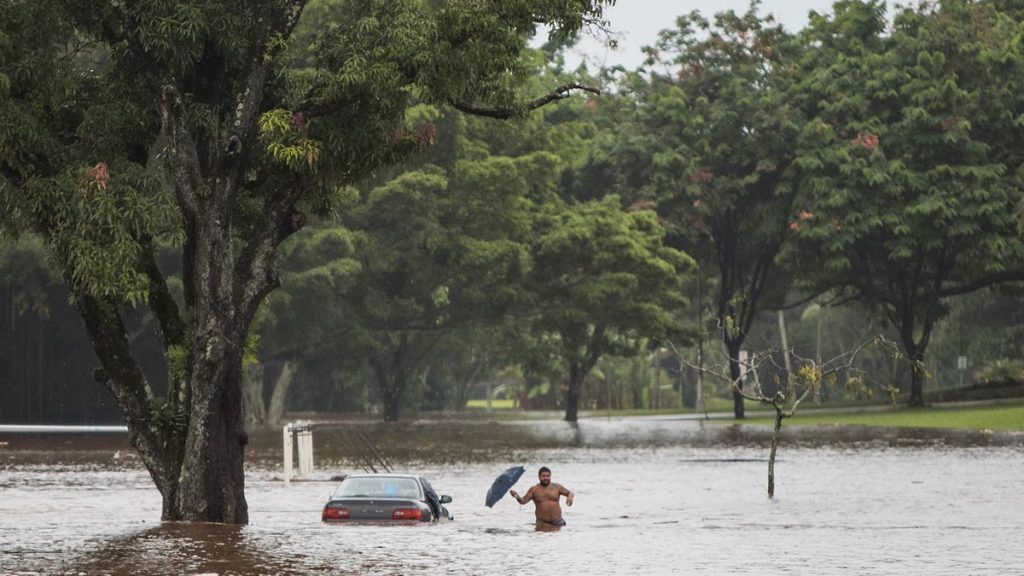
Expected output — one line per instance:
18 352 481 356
565 0 838 69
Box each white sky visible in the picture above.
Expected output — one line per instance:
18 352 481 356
565 0 837 69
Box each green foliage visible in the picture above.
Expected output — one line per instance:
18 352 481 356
528 195 694 364
0 236 58 318
259 110 322 172
790 1 1024 404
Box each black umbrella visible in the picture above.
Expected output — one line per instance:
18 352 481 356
485 465 526 508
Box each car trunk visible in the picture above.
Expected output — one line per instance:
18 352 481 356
332 498 420 520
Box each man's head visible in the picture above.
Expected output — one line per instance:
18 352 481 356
538 466 551 486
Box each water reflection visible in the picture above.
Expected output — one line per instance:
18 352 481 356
71 523 308 576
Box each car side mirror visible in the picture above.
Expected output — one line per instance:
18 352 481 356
440 495 452 504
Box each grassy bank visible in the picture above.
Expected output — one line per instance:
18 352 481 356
743 400 1024 431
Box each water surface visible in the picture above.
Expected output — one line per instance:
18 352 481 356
2 417 1022 575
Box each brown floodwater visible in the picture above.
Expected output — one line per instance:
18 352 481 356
2 416 1023 575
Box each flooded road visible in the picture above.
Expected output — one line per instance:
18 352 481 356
2 417 1023 575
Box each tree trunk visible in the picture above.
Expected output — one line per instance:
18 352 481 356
243 361 296 431
908 354 927 407
564 363 584 422
370 339 408 422
76 284 250 523
896 314 930 408
768 409 784 499
383 387 401 421
266 361 295 427
173 303 250 523
727 338 745 419
243 363 267 431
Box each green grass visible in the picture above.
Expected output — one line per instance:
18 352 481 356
464 397 1024 430
744 401 1024 430
465 399 517 410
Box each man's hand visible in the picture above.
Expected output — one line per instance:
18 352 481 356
566 492 574 507
509 490 519 503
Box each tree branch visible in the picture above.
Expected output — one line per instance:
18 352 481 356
71 291 167 486
935 269 1024 298
139 237 186 350
234 180 306 324
451 83 601 119
221 0 309 185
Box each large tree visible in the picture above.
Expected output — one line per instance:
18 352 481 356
791 0 1024 406
589 5 803 417
526 196 693 421
0 0 612 523
336 154 535 421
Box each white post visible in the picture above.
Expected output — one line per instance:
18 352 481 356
307 429 315 475
298 429 314 477
283 423 293 485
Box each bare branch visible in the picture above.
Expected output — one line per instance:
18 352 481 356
452 83 601 119
935 269 1024 298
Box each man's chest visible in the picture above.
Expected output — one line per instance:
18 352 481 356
534 486 561 501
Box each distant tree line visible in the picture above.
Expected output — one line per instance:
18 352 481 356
4 1 1024 434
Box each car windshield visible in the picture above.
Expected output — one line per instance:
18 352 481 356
336 477 421 499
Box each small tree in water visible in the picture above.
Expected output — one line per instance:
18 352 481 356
672 336 901 498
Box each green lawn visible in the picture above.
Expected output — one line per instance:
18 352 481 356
744 401 1024 430
465 399 517 410
462 397 1024 430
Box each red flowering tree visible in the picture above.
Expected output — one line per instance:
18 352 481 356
621 7 805 417
790 0 1024 406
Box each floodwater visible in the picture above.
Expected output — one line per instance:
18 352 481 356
2 417 1023 576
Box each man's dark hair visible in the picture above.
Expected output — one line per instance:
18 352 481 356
539 466 551 475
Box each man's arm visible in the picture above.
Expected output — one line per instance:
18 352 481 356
558 484 574 507
509 486 533 505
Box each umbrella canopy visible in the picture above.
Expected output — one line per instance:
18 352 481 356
485 465 526 508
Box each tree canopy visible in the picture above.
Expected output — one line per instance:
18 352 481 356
790 0 1024 405
0 0 615 524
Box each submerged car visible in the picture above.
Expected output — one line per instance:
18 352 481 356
321 473 454 523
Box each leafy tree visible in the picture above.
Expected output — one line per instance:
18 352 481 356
791 0 1024 406
526 196 693 421
0 0 612 523
340 159 535 420
597 5 803 417
248 224 363 428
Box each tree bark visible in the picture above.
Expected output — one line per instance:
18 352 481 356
908 353 927 407
895 305 934 408
370 337 408 422
768 409 784 499
563 325 605 421
727 338 745 419
564 362 584 422
176 335 249 523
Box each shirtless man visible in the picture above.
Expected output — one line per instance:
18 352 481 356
509 466 573 527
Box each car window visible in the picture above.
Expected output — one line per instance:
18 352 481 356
336 477 421 499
